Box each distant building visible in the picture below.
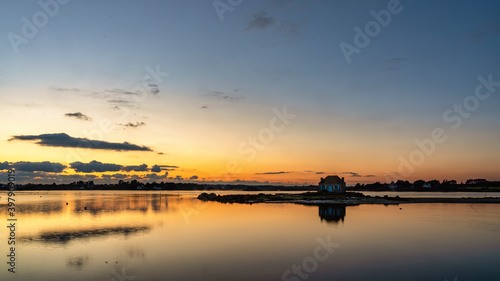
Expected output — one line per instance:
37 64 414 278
319 175 346 192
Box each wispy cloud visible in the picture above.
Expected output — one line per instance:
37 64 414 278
206 90 244 101
468 20 500 43
255 171 290 175
65 112 92 121
9 133 152 151
342 172 375 178
246 11 275 30
120 122 146 128
383 57 408 71
50 87 82 92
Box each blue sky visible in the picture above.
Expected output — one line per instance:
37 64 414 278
1 0 500 184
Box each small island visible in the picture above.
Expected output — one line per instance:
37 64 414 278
197 191 500 205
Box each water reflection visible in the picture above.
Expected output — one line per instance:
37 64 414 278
22 226 151 244
71 193 168 214
66 256 89 271
318 204 346 224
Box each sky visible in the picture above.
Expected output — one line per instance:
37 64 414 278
1 0 500 185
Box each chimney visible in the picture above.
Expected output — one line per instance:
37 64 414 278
321 177 324 182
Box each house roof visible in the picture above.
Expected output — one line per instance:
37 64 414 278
319 175 345 185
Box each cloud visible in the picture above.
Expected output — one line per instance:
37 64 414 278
206 91 244 102
0 162 9 170
277 23 299 36
246 11 275 30
0 161 66 173
468 20 500 43
70 161 122 173
383 57 408 71
65 112 92 121
51 87 82 92
9 133 152 151
386 57 408 64
151 165 161 173
342 172 375 178
158 165 179 169
255 171 290 175
106 89 140 96
200 105 208 109
189 175 198 180
122 164 148 172
168 175 185 181
120 122 146 128
315 172 325 174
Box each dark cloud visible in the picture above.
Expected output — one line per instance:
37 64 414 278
157 152 164 155
143 78 160 95
189 175 198 180
0 161 9 170
200 105 208 109
70 161 122 173
0 161 66 173
120 122 146 128
158 165 179 169
255 171 290 175
342 172 375 178
169 175 184 181
9 133 152 151
151 165 161 173
65 112 92 121
315 172 325 174
246 11 275 30
122 164 148 172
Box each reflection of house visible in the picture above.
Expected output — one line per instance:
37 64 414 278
319 204 346 223
319 175 346 192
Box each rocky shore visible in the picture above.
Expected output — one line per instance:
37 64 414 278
197 191 500 205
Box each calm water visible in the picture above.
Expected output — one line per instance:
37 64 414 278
1 191 499 281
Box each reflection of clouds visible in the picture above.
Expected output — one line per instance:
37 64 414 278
66 256 89 271
7 193 171 216
17 202 63 214
21 226 151 244
71 194 169 215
